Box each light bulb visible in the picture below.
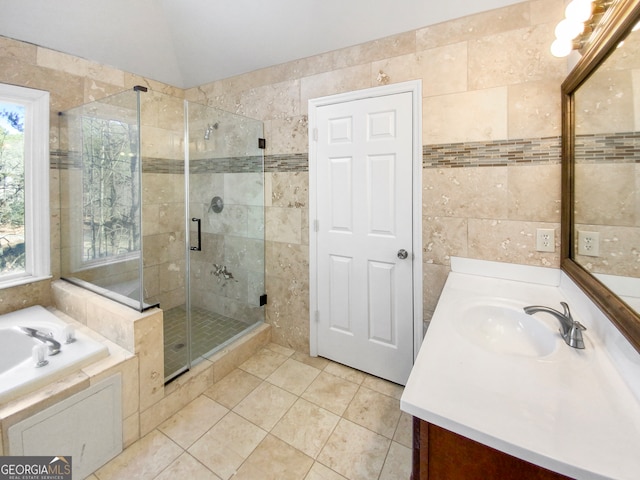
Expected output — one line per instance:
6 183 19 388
565 0 594 23
555 18 584 40
551 38 574 57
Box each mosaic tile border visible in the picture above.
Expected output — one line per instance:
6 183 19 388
52 136 571 172
422 136 561 168
575 132 640 164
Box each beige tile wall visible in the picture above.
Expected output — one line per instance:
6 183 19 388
185 0 568 349
0 35 182 314
0 0 568 351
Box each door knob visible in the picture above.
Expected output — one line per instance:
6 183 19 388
397 249 408 260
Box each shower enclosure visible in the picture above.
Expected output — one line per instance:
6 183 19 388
59 88 265 381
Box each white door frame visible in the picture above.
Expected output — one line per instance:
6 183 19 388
308 80 423 361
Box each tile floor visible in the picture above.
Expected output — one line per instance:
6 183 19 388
90 343 412 480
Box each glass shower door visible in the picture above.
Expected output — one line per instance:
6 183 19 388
162 101 264 380
187 103 265 367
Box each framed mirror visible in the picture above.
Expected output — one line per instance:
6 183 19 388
562 0 640 354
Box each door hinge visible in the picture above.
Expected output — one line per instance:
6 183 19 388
315 310 320 322
258 138 266 149
260 294 267 306
313 128 318 142
314 219 319 232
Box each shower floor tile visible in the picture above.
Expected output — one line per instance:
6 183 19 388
163 305 255 379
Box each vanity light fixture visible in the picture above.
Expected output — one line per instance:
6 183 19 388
551 0 614 57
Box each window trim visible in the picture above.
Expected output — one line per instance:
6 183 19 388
0 83 50 288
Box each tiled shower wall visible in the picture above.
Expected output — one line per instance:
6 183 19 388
185 0 569 351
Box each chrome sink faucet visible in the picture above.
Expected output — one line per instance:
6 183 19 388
523 302 586 349
18 326 62 355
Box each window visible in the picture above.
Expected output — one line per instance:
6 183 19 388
77 115 140 269
0 83 50 287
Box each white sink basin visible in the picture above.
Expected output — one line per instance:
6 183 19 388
454 301 558 358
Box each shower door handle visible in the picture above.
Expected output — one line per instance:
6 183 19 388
190 218 202 251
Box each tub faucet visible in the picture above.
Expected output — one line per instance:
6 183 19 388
523 302 586 349
18 327 61 355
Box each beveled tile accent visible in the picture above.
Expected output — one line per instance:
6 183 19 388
188 411 267 480
317 419 390 480
301 371 360 416
158 396 228 449
266 358 321 396
234 382 297 431
343 386 401 438
154 452 221 480
233 435 314 480
94 430 182 480
272 398 340 458
203 368 262 409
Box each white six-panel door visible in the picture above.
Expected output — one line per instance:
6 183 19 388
311 88 417 385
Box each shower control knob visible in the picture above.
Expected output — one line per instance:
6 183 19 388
397 249 408 260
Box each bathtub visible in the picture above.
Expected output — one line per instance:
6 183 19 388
0 306 109 403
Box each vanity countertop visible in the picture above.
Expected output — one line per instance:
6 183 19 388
401 259 640 480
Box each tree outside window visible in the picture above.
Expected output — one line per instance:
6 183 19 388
0 103 26 274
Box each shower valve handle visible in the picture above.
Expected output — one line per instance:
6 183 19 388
190 218 202 251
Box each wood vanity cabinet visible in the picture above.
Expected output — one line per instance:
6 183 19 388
412 418 574 480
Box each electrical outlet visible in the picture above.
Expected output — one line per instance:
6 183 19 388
578 230 600 257
536 228 555 252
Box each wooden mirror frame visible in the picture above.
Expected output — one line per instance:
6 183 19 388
561 0 640 354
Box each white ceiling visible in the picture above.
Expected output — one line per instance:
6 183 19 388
0 0 525 89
